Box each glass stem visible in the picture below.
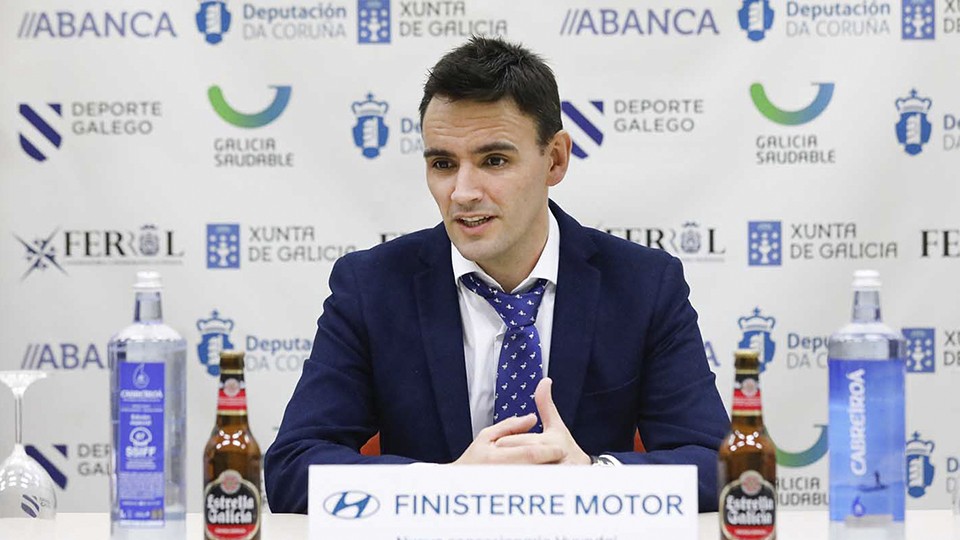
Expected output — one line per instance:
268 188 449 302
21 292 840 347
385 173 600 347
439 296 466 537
14 393 23 445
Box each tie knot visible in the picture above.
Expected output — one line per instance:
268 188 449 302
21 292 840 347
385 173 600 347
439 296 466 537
460 273 548 329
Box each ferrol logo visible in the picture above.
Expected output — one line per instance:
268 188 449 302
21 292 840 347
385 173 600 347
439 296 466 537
720 470 776 539
14 225 183 280
605 222 725 262
920 229 960 257
204 469 261 539
323 490 380 519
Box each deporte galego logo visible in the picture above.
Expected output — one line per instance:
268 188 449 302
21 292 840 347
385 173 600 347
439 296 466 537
323 490 380 519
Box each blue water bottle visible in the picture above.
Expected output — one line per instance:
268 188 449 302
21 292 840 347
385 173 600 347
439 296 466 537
828 270 906 540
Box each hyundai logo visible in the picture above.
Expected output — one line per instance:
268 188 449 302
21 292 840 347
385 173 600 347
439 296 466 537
323 490 380 519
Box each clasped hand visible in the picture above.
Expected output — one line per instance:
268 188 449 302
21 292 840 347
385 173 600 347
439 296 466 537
452 378 590 465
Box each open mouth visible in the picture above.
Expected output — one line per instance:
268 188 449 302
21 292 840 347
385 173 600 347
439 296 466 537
458 216 492 228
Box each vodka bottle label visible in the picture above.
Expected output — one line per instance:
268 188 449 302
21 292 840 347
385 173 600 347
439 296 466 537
828 358 906 522
117 361 166 524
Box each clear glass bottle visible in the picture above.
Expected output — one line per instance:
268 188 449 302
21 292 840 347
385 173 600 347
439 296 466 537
108 271 186 539
828 270 906 540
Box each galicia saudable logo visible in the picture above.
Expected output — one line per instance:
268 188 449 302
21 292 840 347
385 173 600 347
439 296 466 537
209 85 291 128
207 223 241 268
352 93 389 158
561 100 604 159
738 307 776 373
906 432 935 498
196 1 232 44
18 104 63 162
902 0 935 40
748 221 782 266
358 0 390 44
751 83 834 126
895 89 932 156
738 0 774 41
197 310 235 376
903 327 936 373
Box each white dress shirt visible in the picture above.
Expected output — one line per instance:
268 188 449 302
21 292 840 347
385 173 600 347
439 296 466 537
451 212 560 439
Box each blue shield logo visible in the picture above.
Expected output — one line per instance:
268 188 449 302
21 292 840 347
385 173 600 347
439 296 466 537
748 221 782 267
323 491 380 519
352 93 389 159
905 432 935 498
902 327 935 373
738 308 776 372
207 223 240 269
902 0 934 40
196 310 235 376
738 0 774 42
358 0 390 44
196 1 231 45
18 104 62 162
561 100 604 159
895 89 932 156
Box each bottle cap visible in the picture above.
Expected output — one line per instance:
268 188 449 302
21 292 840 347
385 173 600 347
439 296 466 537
134 270 163 291
852 270 881 290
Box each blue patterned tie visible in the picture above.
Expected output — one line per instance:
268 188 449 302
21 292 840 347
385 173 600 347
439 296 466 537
460 273 548 432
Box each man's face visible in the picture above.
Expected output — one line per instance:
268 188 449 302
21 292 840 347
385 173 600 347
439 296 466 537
422 97 568 275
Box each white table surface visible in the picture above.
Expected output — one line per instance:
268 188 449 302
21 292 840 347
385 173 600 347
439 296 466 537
1 510 957 539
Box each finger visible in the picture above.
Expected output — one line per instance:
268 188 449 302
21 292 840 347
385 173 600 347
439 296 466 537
480 414 538 442
494 433 546 448
493 444 564 464
534 377 562 430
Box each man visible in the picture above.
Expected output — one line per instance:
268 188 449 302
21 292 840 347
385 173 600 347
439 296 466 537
264 37 728 514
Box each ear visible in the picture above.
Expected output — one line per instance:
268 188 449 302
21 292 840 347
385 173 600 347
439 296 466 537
545 130 572 188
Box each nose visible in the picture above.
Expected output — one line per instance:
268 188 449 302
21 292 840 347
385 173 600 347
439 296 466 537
450 163 483 205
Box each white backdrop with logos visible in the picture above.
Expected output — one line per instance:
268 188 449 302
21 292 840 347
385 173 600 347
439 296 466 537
1 0 958 513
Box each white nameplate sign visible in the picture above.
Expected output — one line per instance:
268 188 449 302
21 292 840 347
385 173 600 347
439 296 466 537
308 464 698 539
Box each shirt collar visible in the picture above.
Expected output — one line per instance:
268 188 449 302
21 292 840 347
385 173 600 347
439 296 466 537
451 209 560 295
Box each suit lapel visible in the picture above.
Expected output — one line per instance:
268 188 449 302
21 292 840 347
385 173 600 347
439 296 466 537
415 225 474 460
547 202 601 427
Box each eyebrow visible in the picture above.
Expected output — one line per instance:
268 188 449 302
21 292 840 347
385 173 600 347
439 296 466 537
422 141 519 160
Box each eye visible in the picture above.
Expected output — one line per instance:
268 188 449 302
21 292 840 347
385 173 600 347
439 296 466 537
431 159 454 170
485 155 507 167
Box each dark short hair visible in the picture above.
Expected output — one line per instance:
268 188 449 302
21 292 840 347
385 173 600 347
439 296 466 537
419 36 562 147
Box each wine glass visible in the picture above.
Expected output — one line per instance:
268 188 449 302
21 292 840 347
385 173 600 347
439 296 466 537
0 370 57 519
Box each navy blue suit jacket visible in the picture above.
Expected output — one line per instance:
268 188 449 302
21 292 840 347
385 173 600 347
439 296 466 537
264 202 729 514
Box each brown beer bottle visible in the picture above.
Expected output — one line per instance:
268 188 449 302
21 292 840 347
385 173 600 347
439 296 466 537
203 351 262 540
718 349 776 540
